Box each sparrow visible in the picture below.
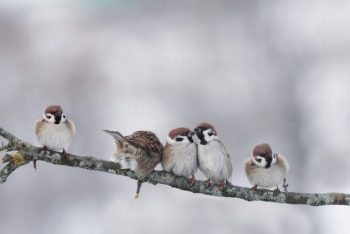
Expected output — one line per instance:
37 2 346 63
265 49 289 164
35 105 75 169
104 129 163 198
162 127 197 184
244 143 289 193
194 122 233 189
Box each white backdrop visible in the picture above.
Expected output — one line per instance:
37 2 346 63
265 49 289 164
1 1 350 233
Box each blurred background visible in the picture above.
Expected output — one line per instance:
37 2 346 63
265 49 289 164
1 0 350 233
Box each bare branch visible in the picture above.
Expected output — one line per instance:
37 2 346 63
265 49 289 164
0 142 10 151
0 127 30 151
0 127 19 143
0 153 31 183
0 126 349 206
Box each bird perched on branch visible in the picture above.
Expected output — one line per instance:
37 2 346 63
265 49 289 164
194 122 233 189
162 127 197 185
104 129 163 198
244 143 289 193
35 105 75 169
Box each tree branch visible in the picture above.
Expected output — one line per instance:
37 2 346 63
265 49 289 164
1 126 349 206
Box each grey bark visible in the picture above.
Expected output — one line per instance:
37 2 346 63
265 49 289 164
1 127 349 206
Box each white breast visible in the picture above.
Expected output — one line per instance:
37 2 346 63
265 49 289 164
163 143 197 177
197 140 233 183
36 121 75 151
247 163 286 189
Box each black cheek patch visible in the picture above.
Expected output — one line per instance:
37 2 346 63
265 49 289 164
265 157 272 168
187 136 194 143
175 137 184 142
195 132 207 145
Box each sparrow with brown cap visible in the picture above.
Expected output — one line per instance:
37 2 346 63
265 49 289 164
162 127 197 185
194 122 233 189
244 143 289 193
35 105 75 169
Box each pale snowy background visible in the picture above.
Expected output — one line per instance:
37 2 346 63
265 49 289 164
1 1 350 234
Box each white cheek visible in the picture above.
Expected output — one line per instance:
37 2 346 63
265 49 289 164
254 157 267 167
166 136 177 144
203 130 218 142
61 114 67 123
43 114 55 123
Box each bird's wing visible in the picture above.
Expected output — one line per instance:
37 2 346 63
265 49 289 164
126 131 163 155
217 140 230 158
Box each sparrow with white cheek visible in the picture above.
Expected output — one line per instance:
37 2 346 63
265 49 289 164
194 123 233 189
162 127 197 185
104 129 163 198
35 105 75 169
244 143 289 193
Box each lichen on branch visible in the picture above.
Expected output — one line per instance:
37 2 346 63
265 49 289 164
0 126 349 206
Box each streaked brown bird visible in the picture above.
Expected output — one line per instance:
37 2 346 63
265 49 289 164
104 129 163 198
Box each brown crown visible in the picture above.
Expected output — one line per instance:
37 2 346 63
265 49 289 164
253 143 272 156
168 127 191 139
45 105 63 115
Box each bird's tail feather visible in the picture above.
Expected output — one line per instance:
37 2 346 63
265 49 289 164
103 130 125 142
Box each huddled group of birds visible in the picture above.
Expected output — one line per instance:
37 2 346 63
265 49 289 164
35 105 289 197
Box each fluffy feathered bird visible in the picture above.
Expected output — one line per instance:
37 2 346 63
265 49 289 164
104 129 163 198
194 122 233 189
35 105 75 169
244 143 289 192
162 127 197 184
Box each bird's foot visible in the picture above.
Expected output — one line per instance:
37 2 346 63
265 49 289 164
204 179 211 187
61 149 68 160
251 185 258 191
273 187 281 196
219 180 227 190
189 175 196 186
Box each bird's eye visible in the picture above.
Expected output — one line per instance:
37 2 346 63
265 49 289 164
175 137 183 142
46 115 52 119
